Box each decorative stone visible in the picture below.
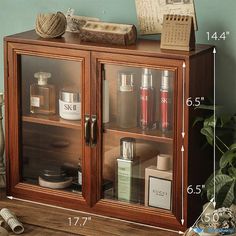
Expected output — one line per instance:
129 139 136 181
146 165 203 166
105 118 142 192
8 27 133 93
35 12 67 38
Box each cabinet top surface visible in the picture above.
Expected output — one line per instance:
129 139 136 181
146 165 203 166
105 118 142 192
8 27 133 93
5 30 214 59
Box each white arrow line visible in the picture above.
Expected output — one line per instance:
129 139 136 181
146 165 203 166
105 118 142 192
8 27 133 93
189 198 214 232
7 196 182 234
182 62 186 139
181 145 185 225
7 196 88 213
181 62 186 226
213 48 216 208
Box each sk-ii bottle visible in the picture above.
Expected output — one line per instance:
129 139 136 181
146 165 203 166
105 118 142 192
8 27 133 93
140 68 155 130
160 70 173 132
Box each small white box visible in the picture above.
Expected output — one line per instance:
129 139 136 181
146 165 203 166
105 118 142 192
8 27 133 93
145 166 173 210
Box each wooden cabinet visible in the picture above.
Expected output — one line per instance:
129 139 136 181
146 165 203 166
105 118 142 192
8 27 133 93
4 30 214 231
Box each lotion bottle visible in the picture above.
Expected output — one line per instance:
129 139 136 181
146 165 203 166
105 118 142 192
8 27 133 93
117 72 137 128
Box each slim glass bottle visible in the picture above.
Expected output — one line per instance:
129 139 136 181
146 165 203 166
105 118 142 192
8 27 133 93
117 72 137 128
159 70 172 132
140 68 155 130
30 72 56 115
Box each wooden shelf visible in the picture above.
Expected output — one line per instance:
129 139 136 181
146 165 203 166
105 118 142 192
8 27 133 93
103 123 173 144
23 178 82 194
22 114 81 130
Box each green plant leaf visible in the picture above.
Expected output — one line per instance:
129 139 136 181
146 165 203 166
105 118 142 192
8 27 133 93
216 180 235 208
204 115 215 128
206 174 233 189
229 143 236 150
228 167 236 178
201 127 214 146
194 105 215 111
220 115 232 127
220 150 236 168
207 181 227 201
205 174 233 200
193 117 204 127
204 170 222 187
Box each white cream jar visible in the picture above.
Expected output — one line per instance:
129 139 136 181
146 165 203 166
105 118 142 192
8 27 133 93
59 89 81 121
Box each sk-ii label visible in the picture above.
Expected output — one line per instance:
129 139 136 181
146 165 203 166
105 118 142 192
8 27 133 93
64 104 77 111
59 100 81 121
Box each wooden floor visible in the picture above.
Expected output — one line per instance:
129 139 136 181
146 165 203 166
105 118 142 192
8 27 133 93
0 190 180 236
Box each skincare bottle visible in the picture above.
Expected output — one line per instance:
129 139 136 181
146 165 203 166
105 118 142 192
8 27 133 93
117 72 137 128
30 72 56 115
140 68 155 130
117 138 140 203
159 70 172 132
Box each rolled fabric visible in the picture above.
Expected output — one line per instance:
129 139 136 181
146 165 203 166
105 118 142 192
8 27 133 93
0 217 7 228
0 208 24 234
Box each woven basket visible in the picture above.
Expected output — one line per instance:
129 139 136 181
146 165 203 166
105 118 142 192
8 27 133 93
35 12 67 38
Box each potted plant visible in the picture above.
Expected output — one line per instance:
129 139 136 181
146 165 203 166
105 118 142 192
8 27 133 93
192 105 236 235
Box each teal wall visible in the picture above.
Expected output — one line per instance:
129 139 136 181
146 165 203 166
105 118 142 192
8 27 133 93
0 0 235 112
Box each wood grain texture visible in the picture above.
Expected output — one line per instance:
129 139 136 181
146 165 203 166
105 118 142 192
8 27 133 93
5 30 212 60
0 199 179 236
186 49 214 226
10 225 78 236
22 115 81 130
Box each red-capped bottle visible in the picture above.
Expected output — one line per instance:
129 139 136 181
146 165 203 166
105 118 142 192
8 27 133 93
140 68 155 130
160 70 172 132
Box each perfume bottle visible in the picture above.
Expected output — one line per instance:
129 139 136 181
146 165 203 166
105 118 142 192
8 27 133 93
117 72 137 128
159 70 172 132
117 138 140 203
140 68 155 130
30 72 56 115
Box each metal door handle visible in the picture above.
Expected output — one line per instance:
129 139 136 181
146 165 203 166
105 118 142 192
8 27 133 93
85 115 91 146
91 115 97 146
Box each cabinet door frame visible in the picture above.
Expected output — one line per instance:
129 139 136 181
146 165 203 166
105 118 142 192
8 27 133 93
91 51 187 230
5 41 92 208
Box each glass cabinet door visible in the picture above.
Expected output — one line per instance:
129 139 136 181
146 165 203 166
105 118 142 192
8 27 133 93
101 64 175 211
20 55 83 194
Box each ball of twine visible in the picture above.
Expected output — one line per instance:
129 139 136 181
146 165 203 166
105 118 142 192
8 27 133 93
35 12 67 38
